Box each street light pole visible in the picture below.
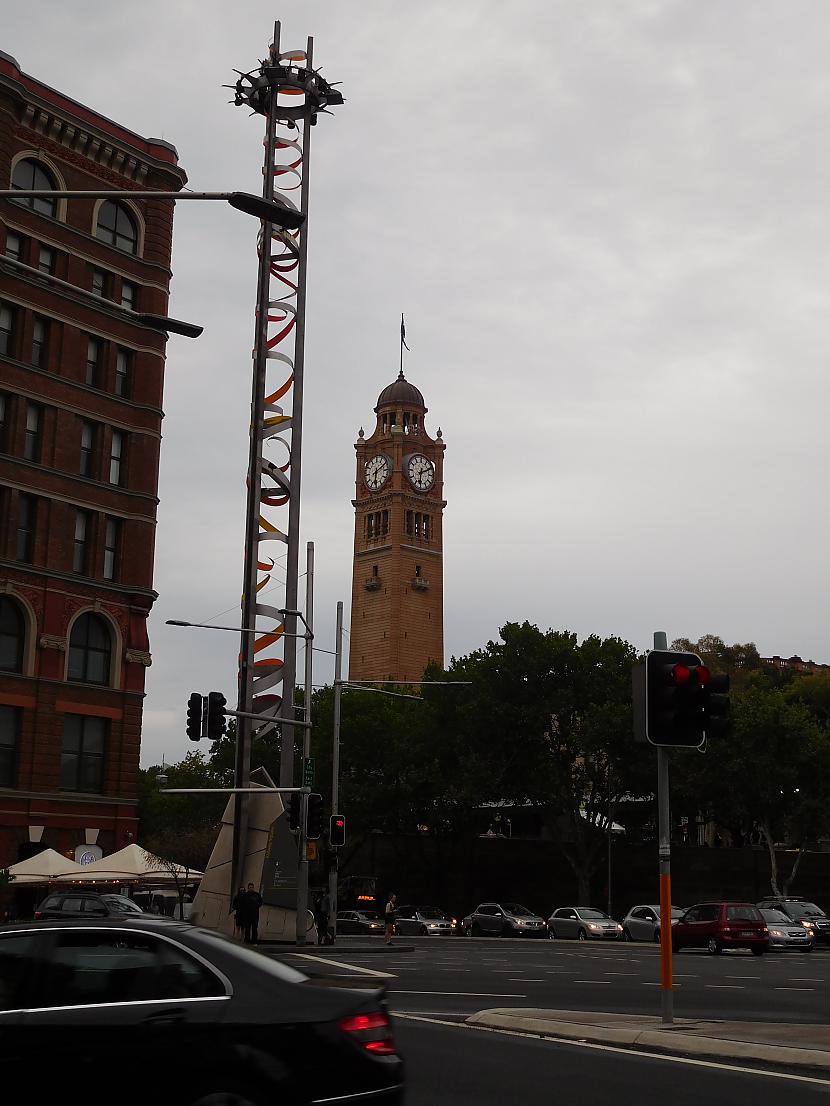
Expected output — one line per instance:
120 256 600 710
295 541 314 945
328 600 344 939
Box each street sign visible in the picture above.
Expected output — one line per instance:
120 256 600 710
303 757 315 787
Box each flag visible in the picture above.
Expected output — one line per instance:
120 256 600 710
401 313 410 352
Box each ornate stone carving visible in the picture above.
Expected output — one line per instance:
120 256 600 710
125 650 152 667
39 634 67 652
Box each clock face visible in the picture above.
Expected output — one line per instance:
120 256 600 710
406 453 435 492
364 454 390 492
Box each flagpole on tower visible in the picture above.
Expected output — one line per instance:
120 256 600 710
400 312 410 377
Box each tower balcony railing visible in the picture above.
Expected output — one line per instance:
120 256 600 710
411 577 429 591
364 576 382 591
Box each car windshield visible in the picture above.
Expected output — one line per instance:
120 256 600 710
579 909 610 920
794 903 825 919
356 912 383 921
417 907 447 919
761 909 790 924
101 896 143 913
726 906 763 922
502 904 535 916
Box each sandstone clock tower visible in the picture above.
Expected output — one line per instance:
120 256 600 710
349 370 445 683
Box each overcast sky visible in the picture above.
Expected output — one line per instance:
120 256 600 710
7 1 830 766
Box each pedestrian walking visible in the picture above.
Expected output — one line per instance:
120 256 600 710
244 881 263 944
316 890 332 946
384 893 397 946
231 885 246 940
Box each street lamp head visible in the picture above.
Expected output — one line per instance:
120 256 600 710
136 313 204 338
227 191 305 229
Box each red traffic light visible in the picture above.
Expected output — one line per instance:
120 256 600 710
671 664 691 685
697 665 711 686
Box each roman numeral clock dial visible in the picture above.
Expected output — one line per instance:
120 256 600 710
364 454 390 492
406 453 435 492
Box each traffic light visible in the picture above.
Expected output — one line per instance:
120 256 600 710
186 693 203 741
287 793 302 833
644 650 730 747
206 692 227 741
330 814 346 848
306 793 325 840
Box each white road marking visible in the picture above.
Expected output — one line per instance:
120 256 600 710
507 978 544 982
393 1014 830 1087
391 995 526 1004
292 953 394 979
573 980 612 984
704 985 744 990
726 975 760 980
775 986 815 992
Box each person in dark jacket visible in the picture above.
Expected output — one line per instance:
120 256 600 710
244 882 263 944
231 886 246 940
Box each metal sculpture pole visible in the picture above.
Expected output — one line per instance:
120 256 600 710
230 22 342 898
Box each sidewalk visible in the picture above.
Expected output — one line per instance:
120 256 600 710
467 1009 830 1072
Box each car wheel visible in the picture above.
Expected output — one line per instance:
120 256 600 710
547 928 555 940
707 938 721 955
471 923 481 938
653 929 661 944
419 925 428 936
577 929 587 941
622 927 632 941
751 946 766 957
501 924 515 938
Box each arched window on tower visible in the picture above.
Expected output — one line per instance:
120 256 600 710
11 158 58 218
0 597 25 673
68 613 112 686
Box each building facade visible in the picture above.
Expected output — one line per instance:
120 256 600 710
349 370 445 683
0 52 185 867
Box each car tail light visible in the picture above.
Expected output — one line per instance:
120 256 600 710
339 1010 397 1056
34 911 42 920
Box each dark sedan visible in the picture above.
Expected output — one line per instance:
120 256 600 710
336 910 385 935
0 918 404 1105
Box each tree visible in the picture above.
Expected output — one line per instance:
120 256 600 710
434 623 651 904
678 682 830 894
143 825 217 918
138 751 225 845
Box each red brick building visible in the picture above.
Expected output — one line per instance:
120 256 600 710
349 371 445 683
0 51 185 867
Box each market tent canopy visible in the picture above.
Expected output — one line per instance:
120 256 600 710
6 848 85 883
55 843 202 883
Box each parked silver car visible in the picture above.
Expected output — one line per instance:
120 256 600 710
760 908 815 951
622 904 684 942
394 905 457 936
462 902 547 938
547 906 624 940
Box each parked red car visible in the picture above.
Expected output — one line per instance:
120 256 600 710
672 902 769 956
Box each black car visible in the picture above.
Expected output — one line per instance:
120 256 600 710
35 891 145 920
336 910 385 935
0 918 403 1105
756 898 830 944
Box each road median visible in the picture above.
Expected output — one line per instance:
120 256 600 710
467 1008 830 1072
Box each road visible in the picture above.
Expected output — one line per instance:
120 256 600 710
288 936 830 1023
393 1016 830 1105
276 938 830 1101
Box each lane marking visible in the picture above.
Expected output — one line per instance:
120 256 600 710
726 975 760 980
705 985 744 990
393 1013 830 1086
573 980 612 984
775 987 815 992
391 995 526 1004
292 953 394 979
507 978 544 983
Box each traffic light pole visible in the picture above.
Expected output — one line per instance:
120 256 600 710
295 542 314 946
327 600 344 942
654 629 674 1026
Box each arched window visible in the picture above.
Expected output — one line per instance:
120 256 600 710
95 201 137 254
0 597 25 673
11 158 57 218
68 613 112 685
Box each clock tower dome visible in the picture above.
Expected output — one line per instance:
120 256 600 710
349 370 445 683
